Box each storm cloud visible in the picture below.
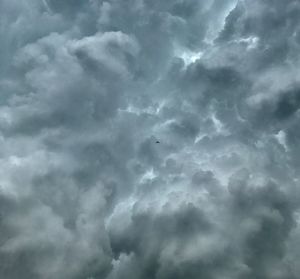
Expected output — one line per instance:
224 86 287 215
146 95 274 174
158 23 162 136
1 0 300 278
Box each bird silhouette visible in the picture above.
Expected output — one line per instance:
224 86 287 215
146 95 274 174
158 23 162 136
156 140 160 143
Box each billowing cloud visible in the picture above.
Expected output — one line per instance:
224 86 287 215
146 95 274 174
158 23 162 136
1 0 300 278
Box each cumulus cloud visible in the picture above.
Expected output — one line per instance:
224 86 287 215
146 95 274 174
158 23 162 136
1 0 300 278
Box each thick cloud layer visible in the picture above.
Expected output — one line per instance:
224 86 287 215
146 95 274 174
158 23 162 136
1 0 300 278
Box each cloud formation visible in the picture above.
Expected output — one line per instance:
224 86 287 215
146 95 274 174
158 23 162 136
1 0 300 278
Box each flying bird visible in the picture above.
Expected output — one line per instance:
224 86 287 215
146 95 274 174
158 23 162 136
156 140 160 143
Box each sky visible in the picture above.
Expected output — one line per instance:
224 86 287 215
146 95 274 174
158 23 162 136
1 0 300 278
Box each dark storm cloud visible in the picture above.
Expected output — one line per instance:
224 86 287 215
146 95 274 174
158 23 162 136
1 0 300 279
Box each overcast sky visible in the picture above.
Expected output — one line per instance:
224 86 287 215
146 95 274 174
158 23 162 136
1 0 300 278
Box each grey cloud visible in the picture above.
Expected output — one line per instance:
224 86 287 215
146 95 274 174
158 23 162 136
274 86 300 120
2 31 139 137
1 0 300 278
